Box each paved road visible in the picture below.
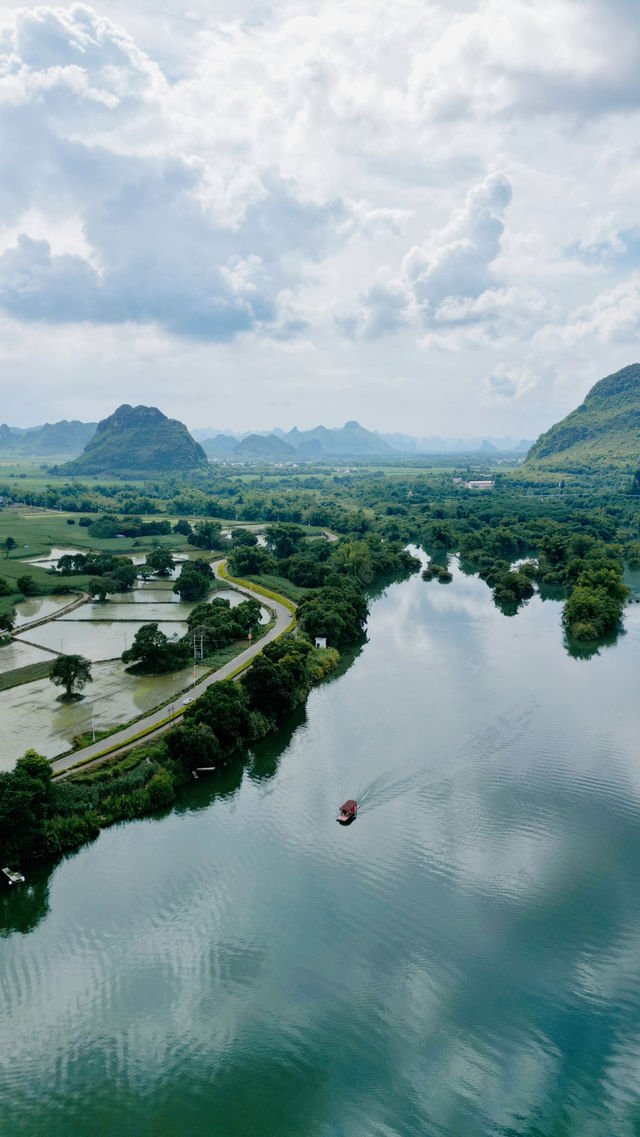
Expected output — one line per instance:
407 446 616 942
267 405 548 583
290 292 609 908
50 562 295 777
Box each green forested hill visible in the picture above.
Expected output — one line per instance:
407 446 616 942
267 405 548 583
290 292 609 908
64 404 207 474
0 420 97 457
234 433 297 460
526 363 640 472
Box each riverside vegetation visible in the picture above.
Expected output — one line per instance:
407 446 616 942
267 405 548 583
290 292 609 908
0 524 416 868
2 403 639 869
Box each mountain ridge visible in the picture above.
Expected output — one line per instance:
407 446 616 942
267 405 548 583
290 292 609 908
195 424 532 455
526 363 640 472
0 420 97 457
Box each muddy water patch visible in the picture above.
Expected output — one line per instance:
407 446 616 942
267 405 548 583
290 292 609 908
62 602 192 623
13 595 75 627
0 639 55 670
22 619 188 662
25 546 86 568
114 587 183 604
0 658 208 770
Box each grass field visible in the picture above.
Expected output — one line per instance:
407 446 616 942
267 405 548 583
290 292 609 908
201 617 275 671
0 659 55 692
242 573 310 603
0 508 211 563
0 462 151 492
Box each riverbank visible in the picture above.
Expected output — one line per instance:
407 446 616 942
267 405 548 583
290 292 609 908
48 560 295 776
0 570 338 868
1 536 420 869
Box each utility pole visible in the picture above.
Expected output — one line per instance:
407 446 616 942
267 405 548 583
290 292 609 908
191 626 206 685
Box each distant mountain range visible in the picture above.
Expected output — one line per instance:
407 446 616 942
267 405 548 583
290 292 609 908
196 422 532 459
526 362 640 472
0 420 97 457
201 420 396 460
63 405 207 475
0 412 532 465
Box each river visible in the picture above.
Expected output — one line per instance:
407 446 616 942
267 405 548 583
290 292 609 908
3 557 640 1136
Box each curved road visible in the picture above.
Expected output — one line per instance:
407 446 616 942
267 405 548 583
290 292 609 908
50 562 295 777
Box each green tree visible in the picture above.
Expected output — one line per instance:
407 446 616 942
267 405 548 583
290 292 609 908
145 768 176 809
111 561 137 592
0 750 54 864
0 610 14 634
4 536 16 557
16 575 38 596
231 598 263 636
184 680 252 752
333 539 374 584
241 638 313 719
166 722 221 773
88 576 118 602
122 623 189 673
173 559 213 601
186 597 262 651
231 528 258 548
50 655 93 701
145 548 174 576
298 577 369 646
88 514 121 538
264 523 305 559
228 546 276 576
188 521 223 550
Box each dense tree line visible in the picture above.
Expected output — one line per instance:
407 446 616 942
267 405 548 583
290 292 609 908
1 633 340 868
1 515 420 868
5 456 640 870
121 597 264 673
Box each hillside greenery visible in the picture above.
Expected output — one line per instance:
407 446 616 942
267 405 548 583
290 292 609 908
63 404 207 475
526 363 640 473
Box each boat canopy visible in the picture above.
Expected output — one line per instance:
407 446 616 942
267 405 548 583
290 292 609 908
340 800 357 812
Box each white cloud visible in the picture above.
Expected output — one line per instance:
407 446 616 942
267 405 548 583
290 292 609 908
405 172 512 311
536 275 640 348
483 362 554 403
0 0 639 431
344 172 516 339
0 5 360 340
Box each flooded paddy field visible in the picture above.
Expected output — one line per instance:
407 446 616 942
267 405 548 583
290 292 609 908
18 619 188 662
12 595 75 627
25 546 87 567
1 576 270 770
0 638 54 671
0 657 207 770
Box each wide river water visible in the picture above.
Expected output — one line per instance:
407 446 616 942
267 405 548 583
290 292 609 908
3 557 640 1136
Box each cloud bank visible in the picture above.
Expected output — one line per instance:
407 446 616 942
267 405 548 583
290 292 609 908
0 0 639 432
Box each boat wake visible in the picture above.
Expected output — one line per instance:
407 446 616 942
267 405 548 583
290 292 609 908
357 769 428 811
351 701 538 813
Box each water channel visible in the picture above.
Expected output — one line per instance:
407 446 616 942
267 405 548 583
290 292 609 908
3 557 640 1136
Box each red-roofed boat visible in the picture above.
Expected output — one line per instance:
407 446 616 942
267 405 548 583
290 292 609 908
337 800 358 824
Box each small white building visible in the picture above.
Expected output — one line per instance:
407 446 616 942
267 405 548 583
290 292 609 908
314 636 328 649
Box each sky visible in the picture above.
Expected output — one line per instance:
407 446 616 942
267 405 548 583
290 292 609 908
0 0 639 438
